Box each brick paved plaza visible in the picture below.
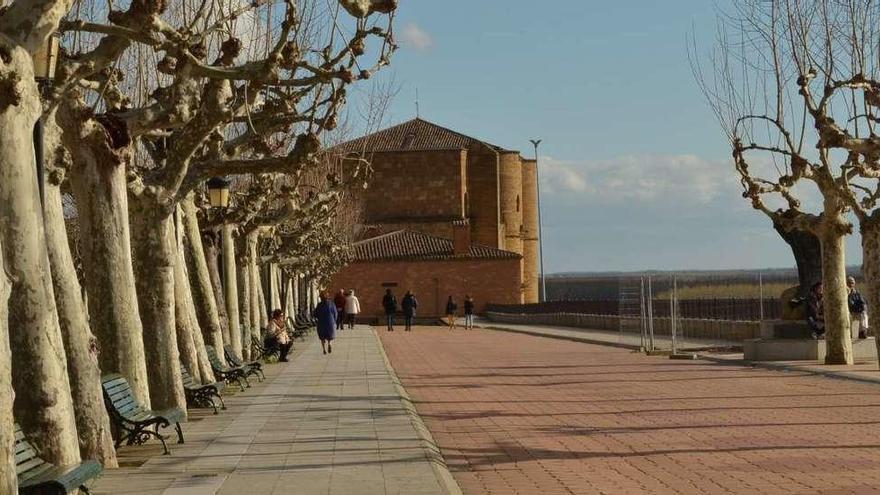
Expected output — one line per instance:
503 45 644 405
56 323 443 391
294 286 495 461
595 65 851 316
380 327 880 494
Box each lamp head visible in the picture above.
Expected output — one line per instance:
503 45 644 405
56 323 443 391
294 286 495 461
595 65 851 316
206 176 231 208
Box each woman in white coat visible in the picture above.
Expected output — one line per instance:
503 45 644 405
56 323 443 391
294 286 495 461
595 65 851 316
344 289 361 329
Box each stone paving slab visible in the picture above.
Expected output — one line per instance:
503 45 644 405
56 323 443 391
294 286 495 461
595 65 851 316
380 326 880 495
91 327 447 495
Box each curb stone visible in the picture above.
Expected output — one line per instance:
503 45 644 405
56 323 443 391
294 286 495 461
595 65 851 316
372 329 464 495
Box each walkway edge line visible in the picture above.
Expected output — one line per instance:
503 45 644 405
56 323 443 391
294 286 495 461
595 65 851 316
372 329 464 495
483 324 880 387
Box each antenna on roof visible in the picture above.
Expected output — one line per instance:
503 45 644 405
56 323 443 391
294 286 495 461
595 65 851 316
415 87 420 118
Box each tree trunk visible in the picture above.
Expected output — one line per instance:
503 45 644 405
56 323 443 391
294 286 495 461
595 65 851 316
203 228 230 345
173 216 202 383
173 214 214 383
0 237 16 494
0 41 80 465
222 224 242 358
237 257 251 360
774 221 823 296
43 147 117 465
62 112 150 407
860 217 880 368
819 216 853 365
269 263 281 310
181 197 224 351
129 200 186 413
247 233 264 345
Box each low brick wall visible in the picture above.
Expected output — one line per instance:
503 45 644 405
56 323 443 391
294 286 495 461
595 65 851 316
485 312 762 341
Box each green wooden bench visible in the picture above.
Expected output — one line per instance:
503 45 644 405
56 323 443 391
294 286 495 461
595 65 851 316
15 423 102 494
224 345 265 381
287 317 307 341
251 335 279 362
180 364 226 414
101 374 184 455
205 345 249 391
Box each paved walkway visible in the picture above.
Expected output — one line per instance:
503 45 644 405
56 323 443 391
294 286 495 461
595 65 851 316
92 327 450 495
380 326 880 494
482 319 880 387
478 319 740 350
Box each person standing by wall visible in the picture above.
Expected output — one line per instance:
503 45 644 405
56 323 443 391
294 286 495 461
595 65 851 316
402 291 418 332
315 291 338 355
345 289 361 329
267 309 293 362
383 289 398 332
464 295 475 330
445 295 458 330
847 276 869 340
334 289 347 331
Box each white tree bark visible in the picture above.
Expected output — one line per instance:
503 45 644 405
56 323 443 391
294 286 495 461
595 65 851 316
223 224 242 357
173 208 202 383
237 255 252 360
181 197 225 352
61 110 151 407
0 237 16 494
129 200 186 413
862 220 880 367
819 213 853 365
0 37 80 465
43 129 117 466
203 229 230 345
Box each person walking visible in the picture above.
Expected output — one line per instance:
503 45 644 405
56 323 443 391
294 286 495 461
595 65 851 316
445 295 458 330
848 276 869 339
463 295 475 330
315 291 338 354
344 289 361 329
402 291 418 331
334 289 347 331
267 309 293 362
382 289 397 331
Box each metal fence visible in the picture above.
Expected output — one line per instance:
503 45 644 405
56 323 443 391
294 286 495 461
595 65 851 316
486 297 780 322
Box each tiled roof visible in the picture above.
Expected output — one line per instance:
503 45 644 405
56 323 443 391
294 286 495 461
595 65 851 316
330 118 504 153
351 230 521 262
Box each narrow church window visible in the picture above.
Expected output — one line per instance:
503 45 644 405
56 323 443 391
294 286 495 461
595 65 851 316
516 195 520 212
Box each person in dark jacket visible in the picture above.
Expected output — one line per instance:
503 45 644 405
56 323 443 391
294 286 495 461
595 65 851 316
333 289 347 331
315 291 338 355
848 276 869 339
401 291 418 331
807 281 825 339
382 289 397 331
445 296 458 330
463 295 475 330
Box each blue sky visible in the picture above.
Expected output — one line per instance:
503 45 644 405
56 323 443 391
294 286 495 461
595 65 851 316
358 1 863 274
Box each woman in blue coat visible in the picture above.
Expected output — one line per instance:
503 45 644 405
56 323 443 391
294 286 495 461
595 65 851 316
315 291 338 354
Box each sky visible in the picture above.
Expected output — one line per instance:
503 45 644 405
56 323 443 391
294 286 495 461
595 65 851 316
354 1 864 274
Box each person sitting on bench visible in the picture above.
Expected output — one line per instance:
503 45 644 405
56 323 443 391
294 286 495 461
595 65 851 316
267 309 293 362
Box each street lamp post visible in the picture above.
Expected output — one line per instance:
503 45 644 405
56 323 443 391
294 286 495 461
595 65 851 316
529 139 547 303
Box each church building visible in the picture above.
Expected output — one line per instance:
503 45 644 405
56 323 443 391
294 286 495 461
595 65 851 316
328 118 540 316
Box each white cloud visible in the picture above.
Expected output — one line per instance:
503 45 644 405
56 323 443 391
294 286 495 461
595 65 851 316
401 23 433 52
539 154 736 205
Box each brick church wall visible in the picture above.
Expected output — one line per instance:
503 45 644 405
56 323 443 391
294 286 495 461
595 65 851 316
329 257 523 318
363 149 467 223
466 149 501 248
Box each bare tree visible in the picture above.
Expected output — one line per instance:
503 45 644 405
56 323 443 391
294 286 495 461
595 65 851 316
691 0 880 364
0 0 82 465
